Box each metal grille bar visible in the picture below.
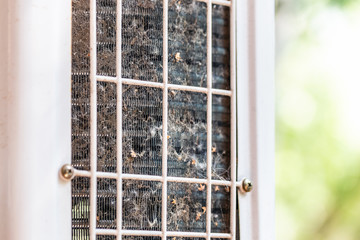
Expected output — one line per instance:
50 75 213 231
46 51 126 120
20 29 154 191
95 229 232 238
198 0 231 6
116 1 123 240
89 0 97 239
75 169 244 186
206 1 213 240
96 76 232 96
161 1 169 240
230 1 237 239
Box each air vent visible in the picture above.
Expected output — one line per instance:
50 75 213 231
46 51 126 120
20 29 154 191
71 0 235 240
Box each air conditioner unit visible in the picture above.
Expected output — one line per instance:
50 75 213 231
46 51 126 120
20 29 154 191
0 0 274 240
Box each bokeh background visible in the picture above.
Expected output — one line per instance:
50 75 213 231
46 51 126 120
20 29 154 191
276 0 360 239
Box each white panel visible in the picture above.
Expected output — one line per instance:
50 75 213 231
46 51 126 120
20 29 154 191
254 0 275 238
0 0 72 239
236 0 254 239
236 0 275 239
0 0 9 239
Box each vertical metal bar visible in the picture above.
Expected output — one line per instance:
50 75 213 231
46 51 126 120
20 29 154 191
162 0 169 239
206 1 213 240
89 0 97 238
230 1 237 240
116 0 123 239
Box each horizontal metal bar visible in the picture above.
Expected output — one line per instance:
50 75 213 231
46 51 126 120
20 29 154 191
74 170 237 186
212 0 231 6
197 0 231 6
96 76 118 83
211 179 232 186
168 83 208 93
212 88 232 96
167 176 207 184
94 229 232 238
122 230 162 237
168 231 208 238
74 169 91 177
95 229 118 236
96 76 232 96
169 232 232 238
210 233 233 238
122 173 163 182
122 78 164 88
96 172 118 179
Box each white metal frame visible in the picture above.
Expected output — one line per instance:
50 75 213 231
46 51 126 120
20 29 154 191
0 0 274 239
236 0 275 239
0 0 72 240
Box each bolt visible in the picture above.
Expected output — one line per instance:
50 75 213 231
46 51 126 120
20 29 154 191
60 164 75 181
242 178 253 193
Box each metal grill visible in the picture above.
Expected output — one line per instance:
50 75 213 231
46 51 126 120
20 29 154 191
71 0 237 240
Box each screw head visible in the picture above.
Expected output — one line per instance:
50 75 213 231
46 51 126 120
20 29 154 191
60 164 75 181
242 178 253 193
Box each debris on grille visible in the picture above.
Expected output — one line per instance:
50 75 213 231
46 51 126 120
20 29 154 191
72 0 90 73
73 228 90 240
72 74 91 171
97 236 116 240
167 182 207 232
97 178 117 229
168 0 207 87
72 0 91 238
122 0 163 82
123 180 162 230
72 0 91 172
122 85 163 176
72 177 90 239
97 82 117 172
168 90 207 179
123 237 161 240
211 185 230 233
212 5 231 90
72 0 233 238
167 238 204 240
97 0 117 77
212 95 231 181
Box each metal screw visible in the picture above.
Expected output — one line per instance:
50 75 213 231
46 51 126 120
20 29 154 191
60 164 75 181
242 178 253 193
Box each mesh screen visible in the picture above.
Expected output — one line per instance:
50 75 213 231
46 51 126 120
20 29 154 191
167 182 207 232
96 0 117 77
168 1 207 87
123 237 161 240
72 177 90 239
72 74 91 171
72 0 90 73
122 85 163 176
96 178 117 229
123 180 162 230
168 238 205 240
212 5 231 90
168 91 207 179
72 0 91 238
97 236 116 240
212 95 231 181
122 0 163 82
97 82 117 172
211 185 230 233
72 0 233 238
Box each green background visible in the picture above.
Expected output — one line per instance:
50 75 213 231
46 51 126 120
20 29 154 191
276 0 360 239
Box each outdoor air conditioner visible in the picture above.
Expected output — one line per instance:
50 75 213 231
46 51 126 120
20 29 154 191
0 0 274 240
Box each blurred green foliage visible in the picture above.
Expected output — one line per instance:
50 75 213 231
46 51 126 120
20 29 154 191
276 0 360 239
